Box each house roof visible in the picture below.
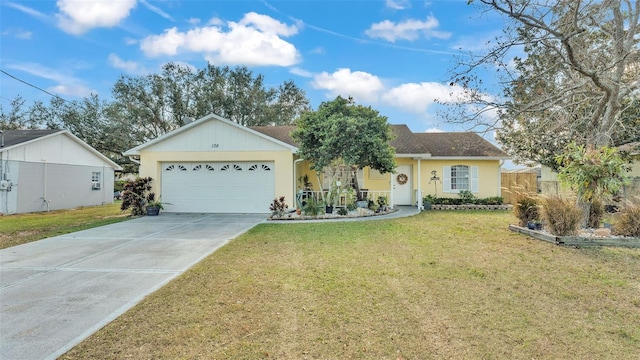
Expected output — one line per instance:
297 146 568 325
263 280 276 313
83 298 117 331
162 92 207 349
1 129 63 148
248 125 297 147
0 129 122 170
124 114 298 156
415 132 509 158
125 113 508 160
250 124 509 159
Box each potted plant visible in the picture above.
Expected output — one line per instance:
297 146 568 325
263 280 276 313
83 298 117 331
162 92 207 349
423 194 436 210
121 177 170 216
527 220 543 230
145 193 169 216
377 196 388 212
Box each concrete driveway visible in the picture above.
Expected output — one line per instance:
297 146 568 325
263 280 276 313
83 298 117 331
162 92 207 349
0 213 266 360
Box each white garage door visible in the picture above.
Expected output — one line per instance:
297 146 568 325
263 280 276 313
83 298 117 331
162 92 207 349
161 162 275 213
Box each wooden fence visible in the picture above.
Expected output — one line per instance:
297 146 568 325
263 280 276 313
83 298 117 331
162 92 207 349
501 172 538 204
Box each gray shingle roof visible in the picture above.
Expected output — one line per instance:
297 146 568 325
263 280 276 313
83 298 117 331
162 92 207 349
416 132 509 157
0 129 63 148
249 125 509 158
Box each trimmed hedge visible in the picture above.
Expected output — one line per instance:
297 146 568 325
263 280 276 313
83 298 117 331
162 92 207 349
423 195 504 206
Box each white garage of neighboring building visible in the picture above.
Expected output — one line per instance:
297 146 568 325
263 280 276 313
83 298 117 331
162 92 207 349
123 114 297 214
0 129 122 215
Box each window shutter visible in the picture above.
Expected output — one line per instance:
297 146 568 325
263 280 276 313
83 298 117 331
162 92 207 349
471 166 479 193
443 166 451 193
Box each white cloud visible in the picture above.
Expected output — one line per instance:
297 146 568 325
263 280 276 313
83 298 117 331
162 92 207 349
2 28 32 39
5 2 49 20
382 82 467 113
107 53 148 75
188 18 201 25
47 84 93 97
7 62 95 98
56 0 137 35
238 12 298 36
311 68 384 103
124 37 138 45
139 0 173 21
290 67 313 78
365 15 451 42
386 0 412 10
140 12 300 67
425 127 444 133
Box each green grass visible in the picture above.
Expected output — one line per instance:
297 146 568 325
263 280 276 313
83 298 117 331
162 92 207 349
60 211 640 359
0 202 130 249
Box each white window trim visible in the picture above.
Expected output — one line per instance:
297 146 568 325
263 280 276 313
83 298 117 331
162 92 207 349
443 165 478 193
91 171 101 190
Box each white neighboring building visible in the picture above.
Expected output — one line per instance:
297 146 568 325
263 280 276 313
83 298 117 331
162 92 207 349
0 129 122 215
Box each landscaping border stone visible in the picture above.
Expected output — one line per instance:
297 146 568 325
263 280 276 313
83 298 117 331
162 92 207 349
430 204 512 210
508 224 640 248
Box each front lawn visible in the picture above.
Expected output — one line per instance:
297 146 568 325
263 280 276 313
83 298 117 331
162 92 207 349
0 203 129 249
61 211 639 359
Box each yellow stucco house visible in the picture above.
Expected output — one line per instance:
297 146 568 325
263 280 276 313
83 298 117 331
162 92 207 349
124 114 510 213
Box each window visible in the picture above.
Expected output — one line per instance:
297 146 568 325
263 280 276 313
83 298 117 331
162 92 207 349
91 172 101 190
443 165 478 193
451 165 469 190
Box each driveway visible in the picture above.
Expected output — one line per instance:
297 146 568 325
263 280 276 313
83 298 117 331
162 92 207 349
0 213 266 360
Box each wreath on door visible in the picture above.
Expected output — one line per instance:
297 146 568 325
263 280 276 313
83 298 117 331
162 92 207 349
396 173 408 185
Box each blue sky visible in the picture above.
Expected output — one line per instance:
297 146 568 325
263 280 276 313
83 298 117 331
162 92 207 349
1 0 507 135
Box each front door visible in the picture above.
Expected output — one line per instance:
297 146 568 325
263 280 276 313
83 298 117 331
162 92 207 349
394 165 412 205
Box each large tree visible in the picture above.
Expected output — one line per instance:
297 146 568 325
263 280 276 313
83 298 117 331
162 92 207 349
445 0 639 162
2 62 311 172
292 96 396 205
113 62 311 141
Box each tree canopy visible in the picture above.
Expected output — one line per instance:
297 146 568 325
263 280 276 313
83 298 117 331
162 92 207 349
292 96 396 204
444 0 640 166
1 62 311 172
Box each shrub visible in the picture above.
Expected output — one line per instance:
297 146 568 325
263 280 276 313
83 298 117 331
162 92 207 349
303 197 322 216
513 194 539 227
458 190 475 203
422 195 503 206
120 177 154 216
269 196 288 217
540 196 583 236
613 200 640 237
337 207 348 216
587 198 605 228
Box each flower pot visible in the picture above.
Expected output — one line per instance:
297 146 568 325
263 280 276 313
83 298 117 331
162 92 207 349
325 206 334 214
146 206 161 216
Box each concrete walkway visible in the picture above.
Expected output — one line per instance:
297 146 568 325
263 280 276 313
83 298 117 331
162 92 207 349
268 205 421 223
0 213 266 360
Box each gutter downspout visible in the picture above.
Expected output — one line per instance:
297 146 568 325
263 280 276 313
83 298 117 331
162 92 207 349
293 158 304 208
417 158 422 209
127 155 140 165
498 160 505 197
42 159 50 212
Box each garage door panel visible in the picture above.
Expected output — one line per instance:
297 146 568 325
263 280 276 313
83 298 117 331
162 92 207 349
161 162 274 213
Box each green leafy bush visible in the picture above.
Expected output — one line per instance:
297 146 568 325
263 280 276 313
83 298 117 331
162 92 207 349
422 195 503 206
120 177 154 216
337 207 348 216
458 190 475 203
540 196 583 236
303 197 322 216
613 200 640 237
